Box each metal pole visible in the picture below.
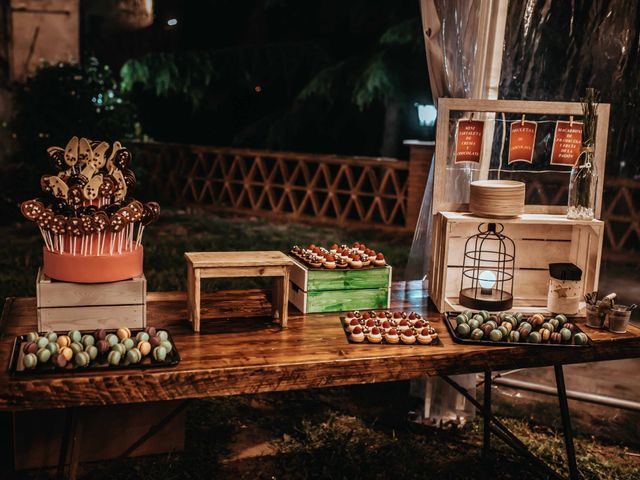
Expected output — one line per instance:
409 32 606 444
442 375 563 480
554 365 580 480
493 376 640 412
483 370 491 459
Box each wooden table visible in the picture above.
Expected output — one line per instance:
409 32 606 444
1 282 639 479
184 251 293 331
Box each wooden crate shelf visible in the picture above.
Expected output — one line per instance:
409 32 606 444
288 256 391 313
430 212 604 315
36 269 146 331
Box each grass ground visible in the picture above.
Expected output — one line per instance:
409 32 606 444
2 211 639 479
0 209 413 300
11 384 640 480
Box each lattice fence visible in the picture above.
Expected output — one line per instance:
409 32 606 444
134 144 430 230
134 143 639 260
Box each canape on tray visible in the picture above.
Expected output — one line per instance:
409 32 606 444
341 310 439 346
291 242 386 270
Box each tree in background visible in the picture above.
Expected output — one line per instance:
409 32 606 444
118 0 431 157
2 58 136 220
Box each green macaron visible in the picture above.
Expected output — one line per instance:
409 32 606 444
159 340 173 353
528 331 542 344
471 328 484 340
456 323 471 338
136 331 150 343
126 348 142 364
26 332 39 343
85 345 98 360
68 330 82 343
107 350 121 366
573 332 588 345
152 346 167 362
23 353 38 369
106 333 119 346
75 351 90 367
36 347 51 363
489 329 503 342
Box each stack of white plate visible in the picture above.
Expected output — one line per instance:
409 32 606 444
469 180 525 218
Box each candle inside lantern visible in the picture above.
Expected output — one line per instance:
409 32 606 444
478 270 496 295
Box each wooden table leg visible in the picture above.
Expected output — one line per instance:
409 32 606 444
186 265 193 325
554 364 580 480
281 269 289 328
271 276 281 322
193 269 201 333
57 407 82 480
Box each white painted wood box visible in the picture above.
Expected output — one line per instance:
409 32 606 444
430 212 603 315
36 268 146 331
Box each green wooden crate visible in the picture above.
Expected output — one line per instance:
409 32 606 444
288 256 391 313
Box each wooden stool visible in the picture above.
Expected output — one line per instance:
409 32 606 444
184 251 294 332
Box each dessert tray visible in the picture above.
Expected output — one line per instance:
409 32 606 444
340 310 441 346
290 242 387 270
20 136 160 283
443 310 592 347
9 327 180 376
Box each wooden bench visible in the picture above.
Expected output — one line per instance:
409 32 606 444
184 251 294 332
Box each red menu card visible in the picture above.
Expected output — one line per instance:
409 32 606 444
454 120 484 164
551 121 583 166
508 120 537 164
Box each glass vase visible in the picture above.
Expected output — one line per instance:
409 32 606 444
567 147 597 220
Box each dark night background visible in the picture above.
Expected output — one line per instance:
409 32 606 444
82 0 432 156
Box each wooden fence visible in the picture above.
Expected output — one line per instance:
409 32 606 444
134 143 640 261
134 143 431 231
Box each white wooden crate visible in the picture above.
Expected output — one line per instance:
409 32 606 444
36 268 146 331
430 212 604 316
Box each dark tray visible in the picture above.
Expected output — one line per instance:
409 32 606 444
443 312 592 348
9 328 181 376
288 252 388 271
339 317 443 346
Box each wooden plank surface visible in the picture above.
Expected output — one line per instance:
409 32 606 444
184 251 294 268
307 267 391 291
36 270 146 308
1 283 639 411
38 304 145 332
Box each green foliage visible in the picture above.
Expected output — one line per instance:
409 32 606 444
353 53 403 110
120 43 328 110
379 18 423 47
9 57 137 164
297 18 424 110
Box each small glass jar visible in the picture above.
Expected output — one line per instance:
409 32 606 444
608 306 632 333
547 263 583 315
585 304 607 329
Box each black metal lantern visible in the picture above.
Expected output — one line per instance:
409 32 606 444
459 223 515 311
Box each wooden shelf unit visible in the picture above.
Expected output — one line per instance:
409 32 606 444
428 98 610 315
430 212 604 315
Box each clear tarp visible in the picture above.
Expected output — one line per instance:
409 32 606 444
410 0 640 424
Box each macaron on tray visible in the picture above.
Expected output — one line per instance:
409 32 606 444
290 243 387 270
444 311 592 347
340 311 441 346
9 327 180 375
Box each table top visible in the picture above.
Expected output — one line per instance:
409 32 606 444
184 251 294 268
1 282 639 411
